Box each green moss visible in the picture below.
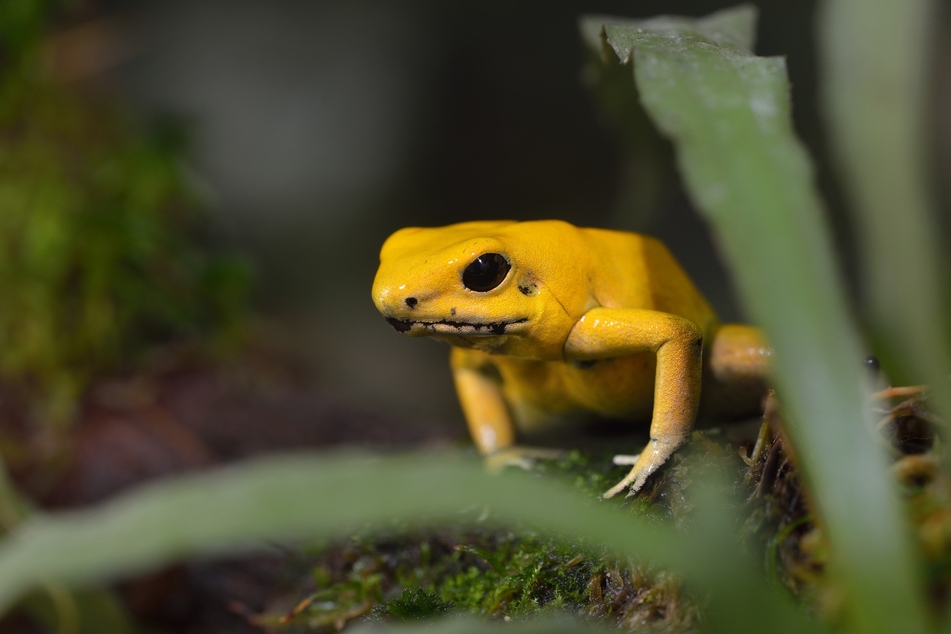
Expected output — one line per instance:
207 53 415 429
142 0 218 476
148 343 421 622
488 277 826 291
0 5 251 422
282 527 612 631
374 588 454 621
282 523 708 631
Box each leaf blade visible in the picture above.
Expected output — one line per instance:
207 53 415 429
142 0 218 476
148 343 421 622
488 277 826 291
0 452 812 633
583 9 929 634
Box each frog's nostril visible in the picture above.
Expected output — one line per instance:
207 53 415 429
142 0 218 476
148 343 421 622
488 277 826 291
405 297 418 308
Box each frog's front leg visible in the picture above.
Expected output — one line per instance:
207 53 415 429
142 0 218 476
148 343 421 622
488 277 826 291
450 349 562 470
451 349 515 455
564 307 704 498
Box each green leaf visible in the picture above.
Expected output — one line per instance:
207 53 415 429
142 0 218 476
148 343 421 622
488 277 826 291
350 613 612 634
581 6 928 634
817 0 951 440
0 452 814 633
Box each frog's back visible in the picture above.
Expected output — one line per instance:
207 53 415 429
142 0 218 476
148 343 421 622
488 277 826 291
575 227 718 337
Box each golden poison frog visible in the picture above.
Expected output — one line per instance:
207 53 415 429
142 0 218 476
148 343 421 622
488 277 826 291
372 220 770 497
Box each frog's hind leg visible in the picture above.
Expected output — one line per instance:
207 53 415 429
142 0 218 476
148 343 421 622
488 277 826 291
699 324 771 421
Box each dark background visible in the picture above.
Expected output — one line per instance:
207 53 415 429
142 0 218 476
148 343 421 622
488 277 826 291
100 0 948 425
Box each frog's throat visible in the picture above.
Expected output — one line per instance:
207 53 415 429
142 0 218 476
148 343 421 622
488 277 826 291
385 317 528 337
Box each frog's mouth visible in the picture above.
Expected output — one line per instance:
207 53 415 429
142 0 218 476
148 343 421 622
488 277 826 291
385 317 528 336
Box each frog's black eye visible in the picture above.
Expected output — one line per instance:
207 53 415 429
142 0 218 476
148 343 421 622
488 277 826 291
462 253 511 292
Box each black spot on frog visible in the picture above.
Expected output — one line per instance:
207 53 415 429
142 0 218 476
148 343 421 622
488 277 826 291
518 283 538 296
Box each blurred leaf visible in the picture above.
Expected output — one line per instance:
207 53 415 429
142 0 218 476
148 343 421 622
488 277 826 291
0 452 816 634
581 26 675 229
817 0 951 426
19 587 136 634
581 6 928 634
0 452 136 633
351 613 613 634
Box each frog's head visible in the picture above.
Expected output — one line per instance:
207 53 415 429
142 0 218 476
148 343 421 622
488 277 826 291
372 220 593 359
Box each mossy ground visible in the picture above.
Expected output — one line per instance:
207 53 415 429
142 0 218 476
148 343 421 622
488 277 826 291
255 520 698 633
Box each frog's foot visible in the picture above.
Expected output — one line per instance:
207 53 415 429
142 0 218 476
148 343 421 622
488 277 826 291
485 446 566 473
603 439 680 499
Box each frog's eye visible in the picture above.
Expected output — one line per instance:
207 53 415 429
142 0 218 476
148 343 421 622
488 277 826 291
462 253 511 292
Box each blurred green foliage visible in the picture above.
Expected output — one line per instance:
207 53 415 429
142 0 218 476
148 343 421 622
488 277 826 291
0 0 250 420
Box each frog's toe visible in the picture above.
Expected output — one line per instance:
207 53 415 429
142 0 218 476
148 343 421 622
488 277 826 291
603 454 647 497
485 446 565 472
603 466 654 499
603 441 678 498
485 449 533 472
603 468 641 498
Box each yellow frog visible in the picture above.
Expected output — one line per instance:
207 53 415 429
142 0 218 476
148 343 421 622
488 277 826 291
372 220 770 497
